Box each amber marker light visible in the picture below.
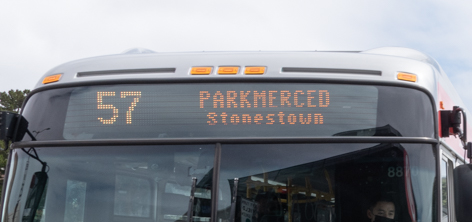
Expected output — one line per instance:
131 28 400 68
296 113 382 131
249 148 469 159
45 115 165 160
245 67 266 75
191 67 212 75
397 72 417 82
42 74 62 84
218 67 239 74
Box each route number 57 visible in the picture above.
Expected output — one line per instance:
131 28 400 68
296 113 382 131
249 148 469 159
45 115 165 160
97 91 141 124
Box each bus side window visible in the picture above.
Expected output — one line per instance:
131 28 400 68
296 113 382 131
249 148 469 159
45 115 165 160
441 156 454 222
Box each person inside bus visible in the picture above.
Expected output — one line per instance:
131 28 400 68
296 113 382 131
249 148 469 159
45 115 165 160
367 198 396 222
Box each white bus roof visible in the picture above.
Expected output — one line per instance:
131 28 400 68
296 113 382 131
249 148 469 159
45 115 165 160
36 47 440 94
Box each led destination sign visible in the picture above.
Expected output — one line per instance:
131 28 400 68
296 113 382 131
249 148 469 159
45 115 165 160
198 90 329 126
63 83 379 139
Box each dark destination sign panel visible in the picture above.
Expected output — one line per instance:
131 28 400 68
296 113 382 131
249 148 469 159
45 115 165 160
63 83 378 139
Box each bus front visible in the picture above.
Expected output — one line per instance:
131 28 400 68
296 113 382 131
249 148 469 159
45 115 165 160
1 51 438 222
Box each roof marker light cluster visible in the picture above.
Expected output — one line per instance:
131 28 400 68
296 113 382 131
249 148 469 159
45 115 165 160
218 67 239 74
42 74 62 84
190 66 266 75
397 72 417 82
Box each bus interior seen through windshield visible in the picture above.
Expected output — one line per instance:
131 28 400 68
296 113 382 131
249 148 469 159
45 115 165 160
4 143 436 222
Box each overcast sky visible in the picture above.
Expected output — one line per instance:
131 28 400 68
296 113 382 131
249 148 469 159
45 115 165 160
1 1 472 110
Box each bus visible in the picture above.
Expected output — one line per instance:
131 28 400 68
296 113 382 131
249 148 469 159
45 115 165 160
1 47 472 222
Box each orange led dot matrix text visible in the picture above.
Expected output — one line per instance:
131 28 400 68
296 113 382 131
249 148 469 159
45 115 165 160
121 91 142 124
97 92 118 124
199 89 330 109
307 90 317 107
204 112 324 126
294 90 305 107
280 91 291 107
319 90 330 107
97 91 142 125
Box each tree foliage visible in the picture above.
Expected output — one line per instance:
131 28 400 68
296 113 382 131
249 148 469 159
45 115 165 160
0 89 31 113
0 141 7 192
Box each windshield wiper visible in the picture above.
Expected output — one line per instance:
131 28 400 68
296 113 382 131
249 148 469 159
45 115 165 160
23 128 48 172
21 127 49 222
229 178 239 222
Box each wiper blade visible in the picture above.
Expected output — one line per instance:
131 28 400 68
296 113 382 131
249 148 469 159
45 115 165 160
21 147 47 172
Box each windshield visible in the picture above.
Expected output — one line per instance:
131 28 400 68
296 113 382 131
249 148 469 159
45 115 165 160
21 83 434 140
2 143 436 222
